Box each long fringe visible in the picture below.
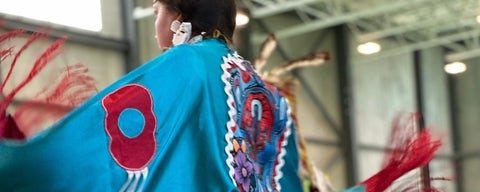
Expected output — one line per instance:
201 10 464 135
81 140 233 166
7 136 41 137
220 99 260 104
360 114 443 192
0 30 97 139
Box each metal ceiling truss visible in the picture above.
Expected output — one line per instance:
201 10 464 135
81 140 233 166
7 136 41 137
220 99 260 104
243 0 480 61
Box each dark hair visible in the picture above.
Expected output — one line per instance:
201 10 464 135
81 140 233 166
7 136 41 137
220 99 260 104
156 0 237 43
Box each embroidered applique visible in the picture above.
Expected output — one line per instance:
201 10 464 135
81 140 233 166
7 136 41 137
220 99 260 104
102 84 157 192
222 53 292 192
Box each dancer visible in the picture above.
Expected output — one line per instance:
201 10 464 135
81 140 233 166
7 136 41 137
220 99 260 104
0 0 304 191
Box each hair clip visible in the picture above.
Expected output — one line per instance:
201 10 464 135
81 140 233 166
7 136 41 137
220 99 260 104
171 21 192 46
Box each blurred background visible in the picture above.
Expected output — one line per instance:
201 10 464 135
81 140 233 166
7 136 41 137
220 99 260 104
1 0 480 191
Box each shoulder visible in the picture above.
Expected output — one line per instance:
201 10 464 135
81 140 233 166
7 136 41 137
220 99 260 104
141 39 231 83
157 44 199 65
145 45 204 78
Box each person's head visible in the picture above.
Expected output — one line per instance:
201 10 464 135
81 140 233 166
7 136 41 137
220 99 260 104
152 0 237 50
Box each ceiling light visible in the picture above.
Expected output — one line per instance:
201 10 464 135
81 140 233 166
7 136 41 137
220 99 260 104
444 62 467 74
236 11 249 27
357 42 381 55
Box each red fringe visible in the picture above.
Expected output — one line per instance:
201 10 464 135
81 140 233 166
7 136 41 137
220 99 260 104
1 32 48 92
35 64 97 106
360 114 443 192
0 30 25 63
0 29 25 43
13 64 97 137
0 30 97 139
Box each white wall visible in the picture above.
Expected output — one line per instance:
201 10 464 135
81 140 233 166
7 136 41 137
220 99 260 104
100 0 123 39
0 36 124 100
353 51 417 180
0 0 126 132
455 57 480 192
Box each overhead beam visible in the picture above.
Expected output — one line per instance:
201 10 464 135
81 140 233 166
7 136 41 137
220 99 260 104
270 0 436 40
250 0 322 18
358 7 478 42
297 5 330 19
444 43 467 52
356 28 480 63
445 48 480 62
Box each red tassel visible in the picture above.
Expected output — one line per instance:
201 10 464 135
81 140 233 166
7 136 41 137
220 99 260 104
0 29 25 43
360 114 442 192
0 30 25 63
1 32 48 92
13 64 97 137
0 30 97 139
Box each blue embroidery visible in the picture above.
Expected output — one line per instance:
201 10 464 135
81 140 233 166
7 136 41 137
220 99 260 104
222 53 290 192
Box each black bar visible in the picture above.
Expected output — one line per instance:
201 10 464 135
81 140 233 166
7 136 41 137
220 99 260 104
1 14 129 51
458 150 480 159
335 24 358 186
120 0 140 72
445 59 464 192
304 137 340 147
413 50 432 189
357 144 453 159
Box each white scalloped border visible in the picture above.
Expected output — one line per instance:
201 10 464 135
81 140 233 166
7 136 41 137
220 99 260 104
273 97 293 191
221 52 291 191
220 53 239 186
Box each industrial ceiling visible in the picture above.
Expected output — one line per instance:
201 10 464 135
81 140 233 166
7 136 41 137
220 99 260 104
240 0 480 62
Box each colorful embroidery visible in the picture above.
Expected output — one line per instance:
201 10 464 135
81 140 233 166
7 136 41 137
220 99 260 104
222 53 292 192
102 84 157 192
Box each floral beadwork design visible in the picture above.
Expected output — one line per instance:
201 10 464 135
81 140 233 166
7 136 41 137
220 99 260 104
221 53 291 192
